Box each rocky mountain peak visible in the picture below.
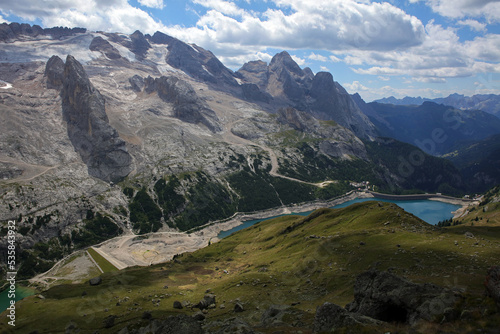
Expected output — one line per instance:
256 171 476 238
311 72 336 96
269 51 304 76
236 60 269 89
44 55 65 89
129 30 151 60
61 55 133 182
150 31 177 45
160 35 238 87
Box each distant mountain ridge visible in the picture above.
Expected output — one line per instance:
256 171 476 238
374 93 500 118
353 95 500 156
444 133 500 192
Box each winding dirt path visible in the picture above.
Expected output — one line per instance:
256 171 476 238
223 119 335 188
0 156 60 184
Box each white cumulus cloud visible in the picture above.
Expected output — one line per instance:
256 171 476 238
457 19 487 32
344 80 369 92
308 52 328 62
414 0 500 21
0 0 165 33
138 0 164 9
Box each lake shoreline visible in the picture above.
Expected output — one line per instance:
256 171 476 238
202 190 373 242
30 191 474 282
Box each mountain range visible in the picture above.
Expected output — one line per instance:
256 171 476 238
1 21 500 334
0 21 493 279
353 97 500 156
374 93 500 118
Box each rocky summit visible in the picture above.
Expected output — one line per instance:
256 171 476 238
61 55 134 183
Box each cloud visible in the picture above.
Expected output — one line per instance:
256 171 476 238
415 0 500 21
329 54 342 62
457 19 487 32
413 77 447 83
291 54 306 66
308 52 328 62
138 0 164 9
465 34 500 62
0 0 165 33
192 0 247 17
320 65 330 72
171 0 426 53
344 80 369 92
347 20 500 82
0 13 9 24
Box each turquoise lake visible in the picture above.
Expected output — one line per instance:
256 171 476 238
217 197 462 239
0 197 461 313
0 285 34 314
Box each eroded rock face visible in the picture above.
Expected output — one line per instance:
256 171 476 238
44 55 65 88
61 55 133 182
89 36 122 60
129 75 145 92
151 31 238 87
129 30 151 61
145 75 221 132
346 270 461 325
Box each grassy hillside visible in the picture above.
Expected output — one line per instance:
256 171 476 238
2 201 499 333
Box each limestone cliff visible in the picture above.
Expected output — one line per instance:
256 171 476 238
61 55 133 182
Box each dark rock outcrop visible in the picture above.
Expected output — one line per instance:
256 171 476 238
145 75 221 132
44 55 65 89
313 302 381 333
261 304 307 327
234 302 244 312
346 270 461 325
89 36 122 60
119 315 203 334
129 75 145 92
485 266 500 305
193 294 216 310
89 276 102 286
61 55 133 182
129 30 151 61
314 270 463 332
103 315 117 328
203 317 254 334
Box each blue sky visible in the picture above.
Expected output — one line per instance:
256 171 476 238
1 0 500 101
